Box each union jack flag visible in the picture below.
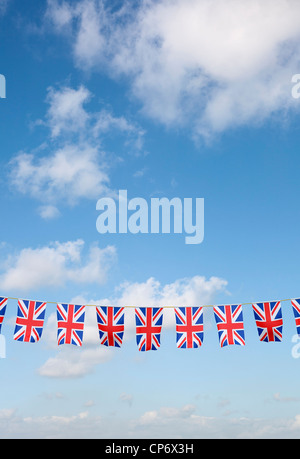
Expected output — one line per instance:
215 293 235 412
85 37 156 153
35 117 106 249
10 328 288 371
96 306 125 347
214 305 245 347
175 307 204 348
252 301 283 342
135 307 163 351
0 297 7 333
291 299 300 335
57 303 85 346
14 299 46 343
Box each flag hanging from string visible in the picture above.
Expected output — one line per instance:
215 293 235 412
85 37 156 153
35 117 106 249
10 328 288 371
252 301 283 342
96 306 125 347
0 297 7 334
291 299 300 335
175 307 204 348
13 299 46 343
213 305 245 347
135 307 163 351
57 303 85 346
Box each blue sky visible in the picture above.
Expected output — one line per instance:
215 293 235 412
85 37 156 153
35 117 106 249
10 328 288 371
1 0 300 439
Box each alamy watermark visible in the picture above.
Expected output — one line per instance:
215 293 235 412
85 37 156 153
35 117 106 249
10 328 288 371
0 74 6 99
0 335 6 359
292 74 300 99
291 334 300 359
96 190 204 245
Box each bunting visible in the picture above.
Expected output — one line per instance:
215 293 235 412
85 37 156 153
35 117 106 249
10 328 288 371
135 307 163 351
13 299 46 343
213 305 245 347
96 306 125 347
291 299 300 335
175 307 204 348
0 297 7 334
57 303 86 346
0 295 300 350
252 301 283 342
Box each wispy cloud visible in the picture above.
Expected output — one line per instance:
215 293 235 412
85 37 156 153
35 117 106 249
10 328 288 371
1 405 300 438
10 143 110 207
0 0 9 16
9 83 145 217
0 239 116 292
45 0 300 139
44 85 92 139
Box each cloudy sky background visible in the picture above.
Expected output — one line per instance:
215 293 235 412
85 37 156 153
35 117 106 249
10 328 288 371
1 0 300 438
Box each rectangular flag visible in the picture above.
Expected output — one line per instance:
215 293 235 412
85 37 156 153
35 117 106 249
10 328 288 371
175 307 204 348
291 299 300 335
213 305 245 347
135 307 163 351
96 306 125 347
14 299 46 343
57 303 85 346
0 297 7 334
252 301 283 342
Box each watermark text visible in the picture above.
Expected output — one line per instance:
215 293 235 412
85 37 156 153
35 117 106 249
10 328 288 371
0 74 5 99
96 190 204 245
0 335 6 358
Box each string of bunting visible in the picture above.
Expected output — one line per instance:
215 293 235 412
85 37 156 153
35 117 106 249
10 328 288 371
0 295 300 350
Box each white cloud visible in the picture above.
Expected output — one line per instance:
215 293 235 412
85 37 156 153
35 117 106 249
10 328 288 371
46 0 106 69
111 275 227 308
93 109 142 135
0 239 116 292
9 84 110 212
139 404 197 426
108 275 227 339
73 0 106 68
0 408 101 439
38 305 114 378
10 143 110 208
9 83 146 213
132 405 300 439
93 109 146 152
45 0 74 31
38 344 113 378
45 85 91 138
45 0 300 138
68 244 116 285
38 205 61 220
1 405 300 438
